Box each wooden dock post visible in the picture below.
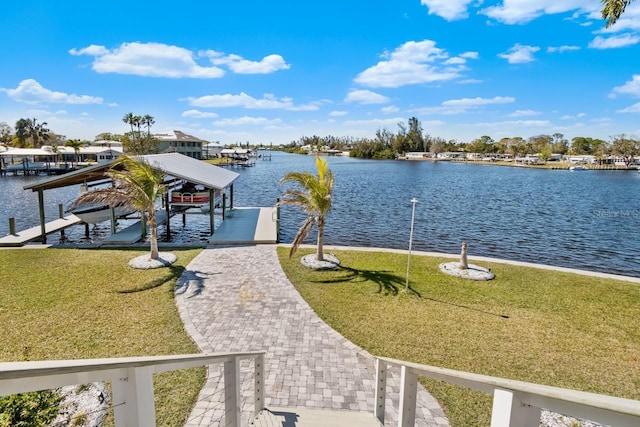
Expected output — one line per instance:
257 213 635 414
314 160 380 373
209 189 214 235
276 198 280 243
58 204 65 240
222 193 226 221
8 218 15 235
38 189 46 244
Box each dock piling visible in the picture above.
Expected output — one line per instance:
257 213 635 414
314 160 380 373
9 218 15 235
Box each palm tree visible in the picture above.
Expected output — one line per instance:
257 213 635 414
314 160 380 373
122 112 136 137
142 114 155 139
64 139 84 165
602 0 635 27
70 155 166 260
280 155 334 261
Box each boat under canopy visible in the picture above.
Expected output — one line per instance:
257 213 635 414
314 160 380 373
22 153 240 243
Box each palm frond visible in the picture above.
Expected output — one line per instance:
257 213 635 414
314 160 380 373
290 217 315 258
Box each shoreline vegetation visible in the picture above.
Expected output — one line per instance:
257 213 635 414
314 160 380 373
276 247 640 427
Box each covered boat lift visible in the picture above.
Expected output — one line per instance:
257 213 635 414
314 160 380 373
20 153 239 245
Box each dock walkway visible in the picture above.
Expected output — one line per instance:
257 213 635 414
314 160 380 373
209 207 277 245
0 215 82 247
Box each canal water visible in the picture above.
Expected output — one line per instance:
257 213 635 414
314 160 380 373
1 151 639 277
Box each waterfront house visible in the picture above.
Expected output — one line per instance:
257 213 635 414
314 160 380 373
153 130 206 159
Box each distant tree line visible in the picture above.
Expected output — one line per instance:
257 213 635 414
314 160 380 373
284 116 640 166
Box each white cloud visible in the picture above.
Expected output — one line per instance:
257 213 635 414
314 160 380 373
354 40 463 88
382 106 399 113
611 75 640 111
344 89 390 104
420 0 474 21
186 92 319 111
329 110 348 117
445 57 466 65
498 44 540 63
0 79 103 105
70 42 225 78
547 45 581 53
460 51 479 59
343 117 406 127
203 51 290 74
612 75 640 97
413 96 515 115
481 1 598 25
617 102 640 113
442 96 515 107
589 34 640 49
508 109 540 117
560 113 587 119
213 116 283 126
70 42 289 78
182 109 219 119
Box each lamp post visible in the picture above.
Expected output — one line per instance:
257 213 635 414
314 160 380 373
405 197 418 292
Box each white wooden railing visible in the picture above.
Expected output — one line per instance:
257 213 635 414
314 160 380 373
374 356 640 427
0 352 265 427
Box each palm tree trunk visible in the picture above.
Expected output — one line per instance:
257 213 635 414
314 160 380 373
149 209 159 259
316 219 324 261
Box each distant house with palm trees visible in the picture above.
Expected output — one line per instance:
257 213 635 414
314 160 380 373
153 130 206 159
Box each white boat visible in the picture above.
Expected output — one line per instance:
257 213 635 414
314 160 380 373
69 204 135 224
569 165 588 171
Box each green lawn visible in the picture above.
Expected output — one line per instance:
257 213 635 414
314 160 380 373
0 248 205 426
277 247 640 426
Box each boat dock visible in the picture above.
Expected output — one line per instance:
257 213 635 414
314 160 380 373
210 207 278 245
0 215 82 247
102 211 169 245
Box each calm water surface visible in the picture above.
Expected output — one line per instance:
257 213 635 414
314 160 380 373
1 151 639 277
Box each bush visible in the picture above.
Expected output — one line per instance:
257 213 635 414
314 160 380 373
0 390 63 427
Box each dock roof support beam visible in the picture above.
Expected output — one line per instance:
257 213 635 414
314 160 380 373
38 189 46 244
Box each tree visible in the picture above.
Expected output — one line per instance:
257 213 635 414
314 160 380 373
70 156 167 259
28 118 49 148
14 118 30 148
407 117 425 152
65 139 84 165
610 134 638 166
0 122 12 145
602 0 636 27
142 114 155 139
123 113 157 154
280 155 334 261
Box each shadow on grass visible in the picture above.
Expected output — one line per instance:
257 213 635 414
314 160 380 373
118 265 186 294
310 265 421 297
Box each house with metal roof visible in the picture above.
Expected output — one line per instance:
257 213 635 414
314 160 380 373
153 130 206 159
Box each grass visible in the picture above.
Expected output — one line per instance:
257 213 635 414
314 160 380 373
0 247 205 426
277 247 640 426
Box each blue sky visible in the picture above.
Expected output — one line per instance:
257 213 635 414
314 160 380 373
1 0 640 145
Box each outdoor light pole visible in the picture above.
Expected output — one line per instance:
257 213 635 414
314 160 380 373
405 197 418 292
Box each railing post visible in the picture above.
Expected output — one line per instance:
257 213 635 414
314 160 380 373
112 367 156 427
254 353 265 418
374 358 387 424
398 365 418 427
491 388 541 427
224 356 241 427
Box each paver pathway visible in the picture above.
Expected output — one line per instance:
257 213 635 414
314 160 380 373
175 245 449 427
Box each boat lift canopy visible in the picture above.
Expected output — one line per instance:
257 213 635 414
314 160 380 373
21 153 240 244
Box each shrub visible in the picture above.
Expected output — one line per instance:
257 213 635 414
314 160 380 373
0 390 63 427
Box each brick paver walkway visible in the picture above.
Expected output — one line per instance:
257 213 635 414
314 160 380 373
175 245 449 427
